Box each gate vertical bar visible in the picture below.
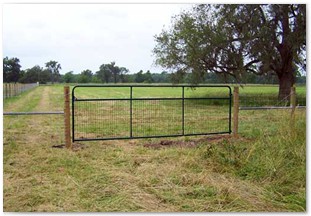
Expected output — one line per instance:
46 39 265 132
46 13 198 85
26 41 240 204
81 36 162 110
229 87 232 134
130 86 133 138
182 86 185 135
71 87 75 142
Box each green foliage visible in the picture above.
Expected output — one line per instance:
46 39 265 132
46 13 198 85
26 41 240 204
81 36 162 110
134 70 145 83
96 62 129 83
7 56 305 85
45 60 62 83
62 71 76 83
18 65 50 84
3 56 22 83
153 4 306 98
78 69 93 83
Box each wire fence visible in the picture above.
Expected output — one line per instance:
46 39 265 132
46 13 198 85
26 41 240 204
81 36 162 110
239 86 306 108
3 83 39 99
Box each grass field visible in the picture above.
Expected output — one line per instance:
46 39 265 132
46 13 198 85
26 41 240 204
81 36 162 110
3 84 306 212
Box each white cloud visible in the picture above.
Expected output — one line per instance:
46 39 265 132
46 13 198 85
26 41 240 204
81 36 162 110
3 3 193 74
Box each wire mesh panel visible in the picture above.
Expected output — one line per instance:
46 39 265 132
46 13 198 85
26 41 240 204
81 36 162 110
132 99 182 137
184 99 230 135
72 85 232 141
74 100 130 140
183 86 231 135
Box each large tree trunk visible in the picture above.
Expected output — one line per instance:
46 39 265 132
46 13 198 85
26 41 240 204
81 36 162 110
277 68 295 102
277 46 295 101
277 5 295 102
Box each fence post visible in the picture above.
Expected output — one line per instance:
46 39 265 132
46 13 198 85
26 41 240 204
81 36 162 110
64 86 72 149
233 86 239 138
14 83 16 96
290 86 296 117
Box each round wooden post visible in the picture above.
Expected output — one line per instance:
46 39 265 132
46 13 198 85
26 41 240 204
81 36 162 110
64 86 72 149
233 86 239 138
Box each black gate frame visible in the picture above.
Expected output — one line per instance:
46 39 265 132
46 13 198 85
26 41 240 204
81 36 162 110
72 85 232 142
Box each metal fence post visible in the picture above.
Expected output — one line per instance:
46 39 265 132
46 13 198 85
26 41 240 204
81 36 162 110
64 86 72 149
130 86 133 138
233 86 239 138
182 86 185 135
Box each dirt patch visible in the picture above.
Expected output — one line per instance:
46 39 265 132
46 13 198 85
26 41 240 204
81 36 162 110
72 143 88 151
52 142 88 151
143 135 230 149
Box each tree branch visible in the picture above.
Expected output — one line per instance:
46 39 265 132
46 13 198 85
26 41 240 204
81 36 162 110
244 59 260 69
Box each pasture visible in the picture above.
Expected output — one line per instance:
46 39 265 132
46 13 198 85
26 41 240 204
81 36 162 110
3 84 306 212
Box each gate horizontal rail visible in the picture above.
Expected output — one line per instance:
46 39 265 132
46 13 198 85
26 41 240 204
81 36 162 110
72 85 232 142
73 132 230 142
74 97 230 102
3 111 64 116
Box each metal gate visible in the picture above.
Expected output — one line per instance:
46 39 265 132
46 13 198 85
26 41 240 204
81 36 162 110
72 85 232 142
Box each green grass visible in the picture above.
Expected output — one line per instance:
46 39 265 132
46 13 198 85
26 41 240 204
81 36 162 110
3 84 306 212
238 84 306 107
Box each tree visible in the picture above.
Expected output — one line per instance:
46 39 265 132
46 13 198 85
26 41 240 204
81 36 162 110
3 57 22 83
39 69 52 84
152 71 170 83
135 70 145 83
109 61 120 83
45 60 62 84
96 62 129 83
91 76 101 83
19 65 42 83
97 64 112 83
119 67 129 83
153 4 306 100
18 65 52 84
78 69 93 83
144 70 154 83
62 71 76 83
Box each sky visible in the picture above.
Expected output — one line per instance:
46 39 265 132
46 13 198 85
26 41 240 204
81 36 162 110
3 3 193 75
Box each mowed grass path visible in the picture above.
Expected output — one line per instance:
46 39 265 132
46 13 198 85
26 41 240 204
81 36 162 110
3 84 306 212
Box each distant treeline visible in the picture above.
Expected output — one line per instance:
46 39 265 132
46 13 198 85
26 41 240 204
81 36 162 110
4 57 306 85
59 70 306 85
